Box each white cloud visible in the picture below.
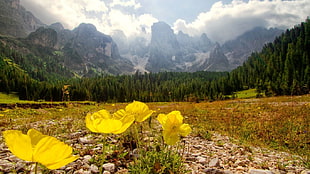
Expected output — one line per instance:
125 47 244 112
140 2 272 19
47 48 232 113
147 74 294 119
20 0 155 39
102 10 157 40
20 0 310 43
84 0 109 12
110 0 142 9
173 0 310 43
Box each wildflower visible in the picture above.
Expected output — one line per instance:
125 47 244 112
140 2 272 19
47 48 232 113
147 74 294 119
0 114 4 117
3 109 10 113
157 111 192 145
86 109 135 134
2 129 79 170
125 101 154 122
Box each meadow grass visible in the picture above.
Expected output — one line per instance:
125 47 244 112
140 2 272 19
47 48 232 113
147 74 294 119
235 88 263 98
0 94 309 170
225 88 263 99
0 92 20 103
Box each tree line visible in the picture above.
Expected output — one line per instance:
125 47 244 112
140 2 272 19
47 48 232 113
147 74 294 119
225 18 310 96
0 19 309 102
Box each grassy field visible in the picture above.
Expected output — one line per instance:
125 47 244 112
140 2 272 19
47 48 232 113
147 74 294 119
0 92 20 103
0 94 309 171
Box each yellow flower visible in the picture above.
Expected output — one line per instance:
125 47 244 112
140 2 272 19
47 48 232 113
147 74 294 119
125 101 154 122
0 114 4 117
2 129 79 170
3 109 10 113
157 111 192 145
85 109 135 134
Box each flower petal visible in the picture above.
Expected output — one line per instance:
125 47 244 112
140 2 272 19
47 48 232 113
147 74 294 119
85 113 99 132
157 114 167 126
86 110 113 133
126 101 154 122
163 131 179 145
113 114 135 134
167 111 183 125
2 130 33 161
33 136 79 169
95 109 111 119
179 124 192 137
164 111 183 131
95 119 123 133
113 109 126 120
27 129 47 147
44 155 79 170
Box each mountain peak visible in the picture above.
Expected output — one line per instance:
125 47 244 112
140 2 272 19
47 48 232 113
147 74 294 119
49 23 64 32
0 0 44 37
75 23 97 33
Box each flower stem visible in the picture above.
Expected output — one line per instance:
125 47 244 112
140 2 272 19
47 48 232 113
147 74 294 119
34 162 38 174
99 135 107 173
133 123 141 149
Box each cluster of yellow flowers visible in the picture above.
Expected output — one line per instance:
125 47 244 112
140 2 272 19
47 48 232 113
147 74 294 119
86 101 192 145
85 101 154 134
2 101 191 171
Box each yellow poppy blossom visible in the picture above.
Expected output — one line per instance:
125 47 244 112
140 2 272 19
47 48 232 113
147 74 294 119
125 101 154 122
85 109 135 134
2 129 79 170
157 111 192 145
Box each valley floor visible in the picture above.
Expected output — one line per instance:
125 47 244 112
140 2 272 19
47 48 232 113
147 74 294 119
0 95 309 173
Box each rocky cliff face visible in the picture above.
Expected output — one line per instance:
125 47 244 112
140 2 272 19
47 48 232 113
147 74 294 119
27 27 57 48
147 22 182 72
0 0 44 37
50 23 133 76
121 21 231 72
115 22 283 73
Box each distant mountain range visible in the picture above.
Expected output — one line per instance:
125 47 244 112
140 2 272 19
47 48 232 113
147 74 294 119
114 22 283 73
0 0 284 77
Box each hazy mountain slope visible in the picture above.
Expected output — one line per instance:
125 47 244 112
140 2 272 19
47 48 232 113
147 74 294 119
0 0 44 37
222 27 284 69
116 22 283 73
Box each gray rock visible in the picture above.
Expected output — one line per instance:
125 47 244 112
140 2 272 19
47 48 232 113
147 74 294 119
209 157 220 167
301 171 310 174
90 164 99 173
197 156 208 164
83 155 92 163
0 159 14 172
203 168 225 174
249 169 274 174
15 161 26 171
73 169 91 174
102 163 115 173
79 136 94 144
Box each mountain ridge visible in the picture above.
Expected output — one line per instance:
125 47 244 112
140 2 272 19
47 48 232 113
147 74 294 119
0 0 284 77
117 21 283 73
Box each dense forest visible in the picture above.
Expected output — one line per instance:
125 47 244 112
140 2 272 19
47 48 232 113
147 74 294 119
0 19 309 102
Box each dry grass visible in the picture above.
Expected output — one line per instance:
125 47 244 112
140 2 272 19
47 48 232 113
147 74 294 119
0 95 309 168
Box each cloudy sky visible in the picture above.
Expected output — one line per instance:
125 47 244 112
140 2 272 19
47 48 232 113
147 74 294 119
20 0 310 43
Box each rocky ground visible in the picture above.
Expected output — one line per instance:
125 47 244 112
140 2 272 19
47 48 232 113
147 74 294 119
0 129 309 174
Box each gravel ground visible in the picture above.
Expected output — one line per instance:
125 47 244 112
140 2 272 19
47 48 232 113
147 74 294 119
0 129 309 174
